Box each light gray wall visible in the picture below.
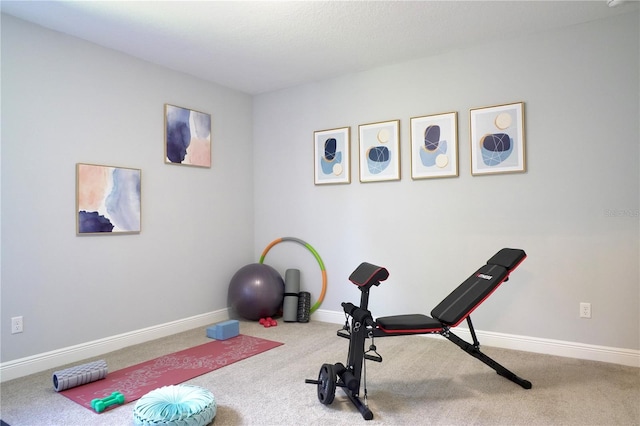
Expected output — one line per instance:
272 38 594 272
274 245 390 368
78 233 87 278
1 15 255 362
1 11 638 366
253 13 639 350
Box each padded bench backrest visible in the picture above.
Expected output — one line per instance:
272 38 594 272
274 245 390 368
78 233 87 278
431 248 526 326
431 264 508 326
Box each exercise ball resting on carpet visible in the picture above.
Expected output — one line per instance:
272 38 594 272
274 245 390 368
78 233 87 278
228 263 284 321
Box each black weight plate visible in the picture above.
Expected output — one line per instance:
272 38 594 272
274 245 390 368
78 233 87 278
317 363 336 405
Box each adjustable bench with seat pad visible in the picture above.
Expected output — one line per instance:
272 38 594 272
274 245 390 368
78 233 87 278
306 248 530 420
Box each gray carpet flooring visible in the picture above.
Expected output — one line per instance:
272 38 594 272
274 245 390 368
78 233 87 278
1 320 638 425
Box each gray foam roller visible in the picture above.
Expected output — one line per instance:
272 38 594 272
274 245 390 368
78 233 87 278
283 269 301 322
52 359 108 391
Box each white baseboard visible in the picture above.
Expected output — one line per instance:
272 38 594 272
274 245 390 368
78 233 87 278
311 309 640 368
2 308 637 383
0 309 230 383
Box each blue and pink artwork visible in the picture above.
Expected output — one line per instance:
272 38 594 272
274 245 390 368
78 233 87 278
165 104 211 167
76 163 141 234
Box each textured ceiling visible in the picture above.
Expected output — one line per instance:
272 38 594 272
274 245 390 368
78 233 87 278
1 1 637 94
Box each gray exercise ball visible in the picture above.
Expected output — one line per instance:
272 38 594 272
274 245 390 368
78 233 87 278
228 263 284 321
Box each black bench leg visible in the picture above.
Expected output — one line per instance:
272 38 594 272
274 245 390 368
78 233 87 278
345 391 374 420
444 330 532 389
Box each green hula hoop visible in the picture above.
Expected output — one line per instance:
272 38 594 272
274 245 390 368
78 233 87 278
259 237 327 314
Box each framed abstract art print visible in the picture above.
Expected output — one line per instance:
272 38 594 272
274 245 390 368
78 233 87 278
410 111 458 179
470 102 525 176
358 120 400 183
313 126 351 185
76 163 141 235
165 104 211 168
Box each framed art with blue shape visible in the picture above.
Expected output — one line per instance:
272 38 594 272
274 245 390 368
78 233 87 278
358 120 400 183
76 163 141 235
470 102 526 176
410 111 458 179
314 126 351 185
165 104 211 168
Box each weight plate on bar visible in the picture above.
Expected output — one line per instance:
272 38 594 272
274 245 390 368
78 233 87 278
317 363 336 405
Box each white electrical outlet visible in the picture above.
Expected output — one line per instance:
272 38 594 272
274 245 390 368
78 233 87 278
11 316 24 334
580 303 591 319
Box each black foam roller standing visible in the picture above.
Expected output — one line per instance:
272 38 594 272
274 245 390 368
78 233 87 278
298 291 311 323
283 269 301 322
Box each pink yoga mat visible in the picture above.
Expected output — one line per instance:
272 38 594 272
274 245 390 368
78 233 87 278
61 334 283 412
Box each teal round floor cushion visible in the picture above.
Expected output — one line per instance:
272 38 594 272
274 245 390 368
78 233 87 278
133 384 216 426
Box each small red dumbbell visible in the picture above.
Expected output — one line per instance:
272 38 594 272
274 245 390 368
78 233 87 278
259 317 278 327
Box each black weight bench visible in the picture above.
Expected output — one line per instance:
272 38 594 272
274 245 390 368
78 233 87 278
306 248 530 420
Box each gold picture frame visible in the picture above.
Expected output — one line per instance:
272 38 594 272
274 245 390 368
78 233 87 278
313 126 351 185
76 163 141 235
410 111 458 179
470 102 526 176
358 119 401 182
165 104 211 168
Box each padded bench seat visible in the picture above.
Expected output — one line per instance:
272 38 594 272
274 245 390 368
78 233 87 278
376 314 443 333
